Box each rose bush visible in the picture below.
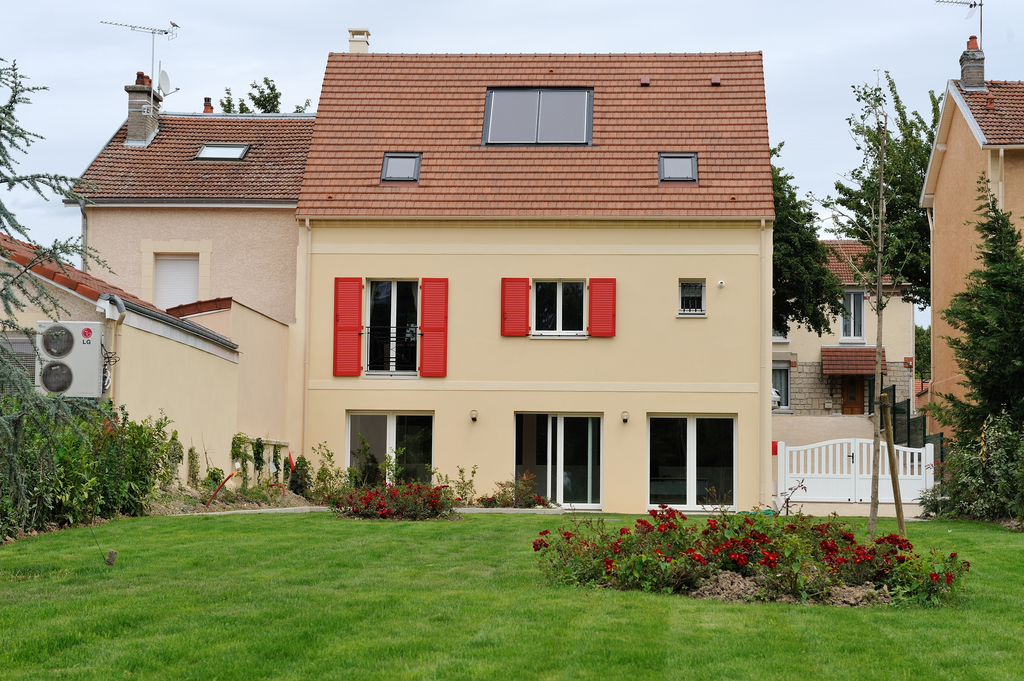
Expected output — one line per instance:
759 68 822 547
534 507 970 605
336 482 455 520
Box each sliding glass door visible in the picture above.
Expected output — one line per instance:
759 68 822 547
649 416 735 509
515 413 601 509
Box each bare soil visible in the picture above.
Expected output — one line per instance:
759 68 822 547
147 482 315 515
689 571 892 607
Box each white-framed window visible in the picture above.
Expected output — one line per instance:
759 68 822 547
195 143 249 160
678 279 706 316
153 254 200 310
772 361 791 410
347 412 434 484
772 328 789 343
841 291 864 340
532 280 586 336
514 413 602 509
366 280 419 374
648 415 736 509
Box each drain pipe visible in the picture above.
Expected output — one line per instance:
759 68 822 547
99 294 126 403
302 217 312 461
78 200 89 272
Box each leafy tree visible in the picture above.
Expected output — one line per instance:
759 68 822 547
915 325 931 380
219 77 310 114
1 58 102 531
828 72 939 308
931 181 1024 443
771 143 844 336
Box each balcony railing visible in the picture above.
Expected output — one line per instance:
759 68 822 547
365 325 418 373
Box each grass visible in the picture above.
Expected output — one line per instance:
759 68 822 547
1 512 1022 680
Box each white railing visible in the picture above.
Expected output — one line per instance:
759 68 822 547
779 438 934 505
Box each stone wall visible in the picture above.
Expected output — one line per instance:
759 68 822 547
783 361 913 416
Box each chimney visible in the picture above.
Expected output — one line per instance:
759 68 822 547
959 35 986 91
348 28 370 53
203 97 214 114
124 71 163 146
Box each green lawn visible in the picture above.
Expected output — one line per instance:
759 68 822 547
1 512 1021 680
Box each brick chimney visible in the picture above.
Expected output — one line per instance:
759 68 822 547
203 97 214 113
348 28 370 53
959 36 987 91
124 71 163 146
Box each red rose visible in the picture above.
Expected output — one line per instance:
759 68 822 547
929 572 940 583
539 529 550 536
945 573 954 585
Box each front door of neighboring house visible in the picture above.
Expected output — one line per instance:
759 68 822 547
841 376 865 415
514 414 602 509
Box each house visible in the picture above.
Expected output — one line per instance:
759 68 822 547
68 74 314 455
771 240 916 446
293 40 776 514
920 36 1024 432
0 232 244 466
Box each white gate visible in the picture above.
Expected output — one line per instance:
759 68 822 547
778 439 934 504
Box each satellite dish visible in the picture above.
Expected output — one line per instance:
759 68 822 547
159 70 171 95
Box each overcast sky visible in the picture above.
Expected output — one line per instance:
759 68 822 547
4 0 1023 326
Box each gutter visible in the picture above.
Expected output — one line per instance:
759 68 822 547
122 299 238 350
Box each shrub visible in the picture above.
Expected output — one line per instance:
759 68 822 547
158 430 184 490
289 455 313 498
310 441 348 505
231 433 252 488
252 438 265 483
534 507 969 605
921 411 1024 520
337 482 455 520
186 445 200 488
433 465 478 506
202 466 226 493
477 471 555 509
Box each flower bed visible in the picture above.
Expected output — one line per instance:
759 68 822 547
533 506 970 605
335 483 455 520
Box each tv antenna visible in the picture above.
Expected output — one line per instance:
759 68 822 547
101 21 180 115
935 1 984 49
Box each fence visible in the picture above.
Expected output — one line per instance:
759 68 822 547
779 438 934 505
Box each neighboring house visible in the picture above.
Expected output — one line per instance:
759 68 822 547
771 240 915 445
0 232 244 467
69 73 313 454
293 40 776 514
920 36 1024 432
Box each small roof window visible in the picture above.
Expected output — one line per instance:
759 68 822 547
381 153 422 182
195 143 250 160
659 153 698 182
483 88 592 145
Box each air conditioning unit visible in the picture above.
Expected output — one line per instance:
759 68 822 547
35 321 104 398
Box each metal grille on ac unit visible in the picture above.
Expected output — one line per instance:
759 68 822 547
35 321 104 398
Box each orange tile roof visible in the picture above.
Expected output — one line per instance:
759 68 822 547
74 114 314 202
821 346 887 376
821 240 894 285
958 80 1024 145
165 297 232 318
298 53 773 218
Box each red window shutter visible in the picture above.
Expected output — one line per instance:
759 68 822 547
588 278 616 337
419 278 448 377
334 277 363 376
501 278 530 336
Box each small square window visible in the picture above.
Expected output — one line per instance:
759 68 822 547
381 153 422 182
659 153 698 182
678 280 706 316
195 144 249 160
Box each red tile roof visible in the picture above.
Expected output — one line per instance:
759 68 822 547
821 346 888 376
74 114 314 202
166 297 232 318
958 81 1024 145
821 240 893 285
298 53 773 218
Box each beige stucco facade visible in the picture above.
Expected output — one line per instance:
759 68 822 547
300 219 774 514
923 87 1024 434
82 206 300 324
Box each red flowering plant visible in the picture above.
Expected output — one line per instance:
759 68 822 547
336 482 456 520
533 507 970 605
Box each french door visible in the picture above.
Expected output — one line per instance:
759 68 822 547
347 412 433 484
515 413 601 509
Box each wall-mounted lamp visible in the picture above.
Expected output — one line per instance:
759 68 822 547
717 280 725 288
470 410 478 422
621 411 629 423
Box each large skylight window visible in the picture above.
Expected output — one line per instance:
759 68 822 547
483 89 592 145
195 144 249 160
381 153 422 182
659 153 698 182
